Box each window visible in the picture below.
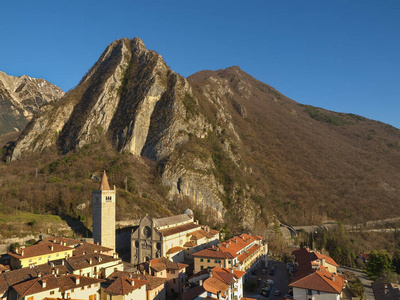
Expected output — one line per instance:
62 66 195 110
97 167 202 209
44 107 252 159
171 289 174 294
171 270 175 274
56 254 59 257
89 295 97 300
207 259 210 263
29 259 32 262
38 257 42 260
307 289 312 295
50 291 55 295
201 266 204 270
200 258 204 262
317 290 320 295
173 279 176 284
27 297 34 300
47 255 51 259
81 287 84 290
215 260 218 263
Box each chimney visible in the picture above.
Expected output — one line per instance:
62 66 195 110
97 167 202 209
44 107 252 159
208 269 213 277
331 275 335 282
50 245 54 251
99 257 102 262
41 279 47 288
61 260 65 265
217 291 221 299
199 279 203 286
56 269 59 275
130 279 134 286
38 272 42 278
230 268 233 274
75 277 80 285
89 258 92 264
321 258 326 266
21 249 24 256
52 269 55 275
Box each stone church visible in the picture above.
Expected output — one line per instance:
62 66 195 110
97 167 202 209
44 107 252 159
131 212 219 266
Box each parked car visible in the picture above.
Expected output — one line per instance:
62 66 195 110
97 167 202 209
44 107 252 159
260 290 270 297
269 269 275 276
266 279 275 286
274 290 281 296
285 294 293 299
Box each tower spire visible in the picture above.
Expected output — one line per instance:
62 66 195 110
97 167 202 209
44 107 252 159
99 170 111 190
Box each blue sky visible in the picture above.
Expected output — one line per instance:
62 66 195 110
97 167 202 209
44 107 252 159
1 0 399 128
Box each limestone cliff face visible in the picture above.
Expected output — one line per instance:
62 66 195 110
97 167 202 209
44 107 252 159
10 38 227 223
0 71 64 135
9 37 400 229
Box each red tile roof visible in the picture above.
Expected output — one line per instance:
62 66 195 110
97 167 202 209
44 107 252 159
289 269 345 294
237 245 261 263
166 246 185 254
148 257 188 272
105 276 148 295
9 242 73 259
157 222 201 237
107 271 166 291
66 253 120 271
12 274 102 297
193 233 260 260
203 276 229 295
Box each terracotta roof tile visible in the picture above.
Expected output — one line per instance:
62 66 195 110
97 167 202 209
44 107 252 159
203 276 229 295
13 274 102 297
183 241 197 247
148 257 187 272
107 271 166 291
105 277 148 295
289 269 345 294
182 285 206 300
158 222 201 237
166 246 185 254
66 253 120 271
153 214 192 228
9 242 73 259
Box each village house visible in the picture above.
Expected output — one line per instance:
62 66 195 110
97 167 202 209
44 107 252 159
40 237 114 257
290 248 346 300
107 271 167 300
8 243 74 269
65 252 123 279
143 257 187 297
9 273 102 300
192 233 267 280
202 266 245 300
100 275 148 300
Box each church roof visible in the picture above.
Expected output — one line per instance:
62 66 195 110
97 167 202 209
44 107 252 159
99 171 111 190
153 214 192 228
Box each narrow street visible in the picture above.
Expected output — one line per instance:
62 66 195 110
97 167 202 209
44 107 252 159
338 266 375 300
244 259 290 299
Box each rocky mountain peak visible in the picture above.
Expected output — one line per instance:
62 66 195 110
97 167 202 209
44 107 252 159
7 37 400 231
0 71 64 135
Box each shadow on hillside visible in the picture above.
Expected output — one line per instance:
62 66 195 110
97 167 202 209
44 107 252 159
61 215 92 239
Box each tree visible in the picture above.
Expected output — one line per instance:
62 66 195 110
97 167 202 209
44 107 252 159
366 251 394 281
392 250 400 274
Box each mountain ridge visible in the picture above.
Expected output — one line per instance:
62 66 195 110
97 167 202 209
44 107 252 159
3 37 400 232
0 71 64 135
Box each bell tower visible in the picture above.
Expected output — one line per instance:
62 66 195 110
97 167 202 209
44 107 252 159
92 171 116 250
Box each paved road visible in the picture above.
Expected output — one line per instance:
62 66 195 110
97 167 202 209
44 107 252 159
244 259 290 299
339 266 375 300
